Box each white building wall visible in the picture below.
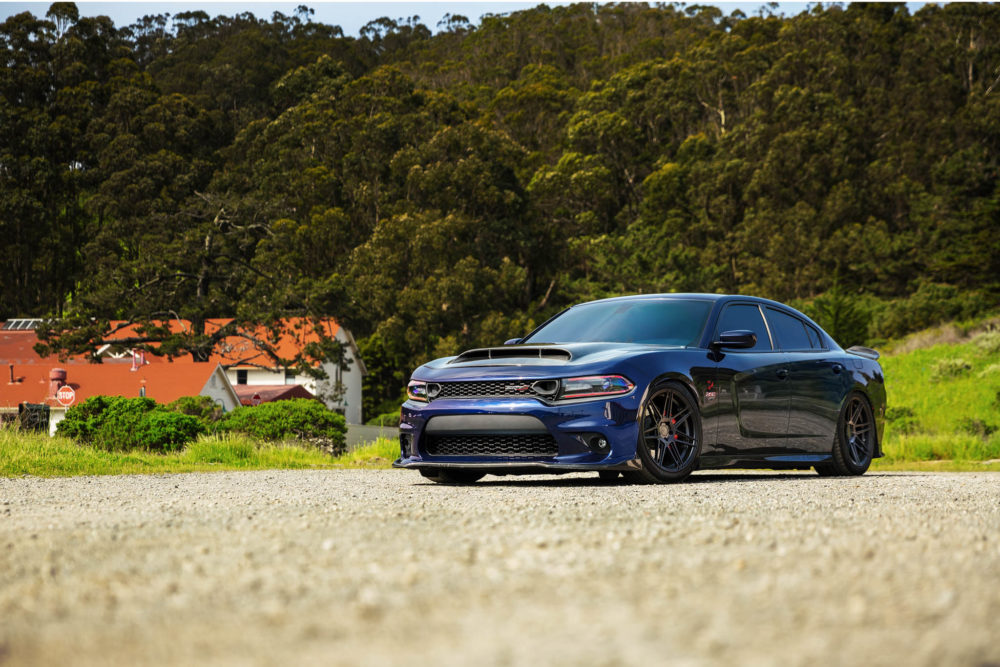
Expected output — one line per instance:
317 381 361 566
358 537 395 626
222 328 365 424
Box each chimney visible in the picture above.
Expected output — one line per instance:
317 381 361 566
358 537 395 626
49 368 67 397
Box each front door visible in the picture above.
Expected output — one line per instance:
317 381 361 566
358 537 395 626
710 303 789 455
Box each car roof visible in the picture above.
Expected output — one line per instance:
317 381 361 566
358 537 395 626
577 293 744 306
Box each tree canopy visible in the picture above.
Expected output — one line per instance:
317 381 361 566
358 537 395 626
2 2 998 417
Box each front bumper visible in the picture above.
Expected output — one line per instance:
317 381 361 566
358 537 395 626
393 394 643 472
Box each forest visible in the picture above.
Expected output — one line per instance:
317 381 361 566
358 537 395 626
2 2 999 419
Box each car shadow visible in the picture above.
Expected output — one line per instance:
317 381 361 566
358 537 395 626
415 470 908 488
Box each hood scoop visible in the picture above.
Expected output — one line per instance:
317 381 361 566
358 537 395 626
449 346 573 364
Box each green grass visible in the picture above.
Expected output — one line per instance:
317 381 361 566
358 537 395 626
330 437 400 468
877 327 1000 464
0 430 399 478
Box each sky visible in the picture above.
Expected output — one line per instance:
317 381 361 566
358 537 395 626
0 2 915 37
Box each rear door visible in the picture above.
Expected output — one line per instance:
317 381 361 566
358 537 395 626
763 307 847 452
711 302 789 454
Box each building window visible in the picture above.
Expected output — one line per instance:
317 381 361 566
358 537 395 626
284 369 297 385
236 369 247 385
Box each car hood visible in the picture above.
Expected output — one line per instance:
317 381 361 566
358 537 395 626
413 342 683 381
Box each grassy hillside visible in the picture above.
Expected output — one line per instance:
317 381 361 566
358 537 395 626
875 324 1000 469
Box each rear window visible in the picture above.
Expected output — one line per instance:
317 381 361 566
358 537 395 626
765 307 813 351
522 299 712 346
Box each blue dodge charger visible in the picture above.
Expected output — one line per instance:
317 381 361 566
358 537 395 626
394 293 886 484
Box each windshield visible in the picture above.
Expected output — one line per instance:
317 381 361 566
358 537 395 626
522 299 712 346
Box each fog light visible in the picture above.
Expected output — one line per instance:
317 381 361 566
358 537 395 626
592 436 608 450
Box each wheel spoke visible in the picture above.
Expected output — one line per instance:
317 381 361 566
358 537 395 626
648 400 663 423
656 438 668 465
665 442 681 467
673 432 695 448
672 408 692 428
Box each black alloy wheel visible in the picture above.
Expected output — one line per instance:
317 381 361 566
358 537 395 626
626 381 701 483
815 393 874 477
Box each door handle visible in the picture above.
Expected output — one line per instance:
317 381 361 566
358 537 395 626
831 363 844 374
775 369 789 379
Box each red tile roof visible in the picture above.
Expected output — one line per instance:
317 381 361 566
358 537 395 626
103 318 342 368
0 330 225 408
232 384 318 406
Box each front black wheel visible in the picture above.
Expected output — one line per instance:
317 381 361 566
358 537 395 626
419 469 485 484
821 393 875 476
625 381 701 484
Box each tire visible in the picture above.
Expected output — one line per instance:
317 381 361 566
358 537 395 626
624 380 702 484
598 471 621 482
419 469 485 484
823 393 875 476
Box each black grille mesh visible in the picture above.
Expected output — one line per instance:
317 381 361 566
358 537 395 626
424 434 558 458
433 381 536 400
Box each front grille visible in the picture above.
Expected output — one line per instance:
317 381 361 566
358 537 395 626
433 381 537 400
424 434 558 458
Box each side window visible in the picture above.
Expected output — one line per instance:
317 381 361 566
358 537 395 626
716 304 772 351
804 323 823 349
765 308 813 351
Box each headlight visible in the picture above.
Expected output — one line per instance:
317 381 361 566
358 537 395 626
407 380 428 402
559 375 634 399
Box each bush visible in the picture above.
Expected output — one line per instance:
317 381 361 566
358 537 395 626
58 396 205 452
167 395 223 422
930 358 972 382
958 418 997 440
133 411 206 452
885 406 920 434
973 330 1000 356
801 285 871 348
56 395 113 441
214 399 346 455
873 282 996 341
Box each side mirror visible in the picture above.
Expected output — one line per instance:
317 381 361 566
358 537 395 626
712 330 756 350
503 338 522 346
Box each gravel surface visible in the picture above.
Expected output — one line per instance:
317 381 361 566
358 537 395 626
1 469 998 666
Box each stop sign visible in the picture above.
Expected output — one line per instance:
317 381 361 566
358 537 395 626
56 384 76 407
251 393 262 406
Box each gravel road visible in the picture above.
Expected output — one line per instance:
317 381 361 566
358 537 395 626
1 469 998 666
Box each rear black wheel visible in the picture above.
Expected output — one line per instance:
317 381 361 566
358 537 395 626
820 393 875 476
624 381 701 484
419 469 485 484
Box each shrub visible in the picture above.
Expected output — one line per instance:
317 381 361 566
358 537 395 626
873 282 995 341
58 396 205 452
56 395 114 441
973 330 1000 356
167 395 223 422
801 285 871 348
930 358 972 382
214 399 346 454
133 411 206 452
885 405 920 434
958 418 997 440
